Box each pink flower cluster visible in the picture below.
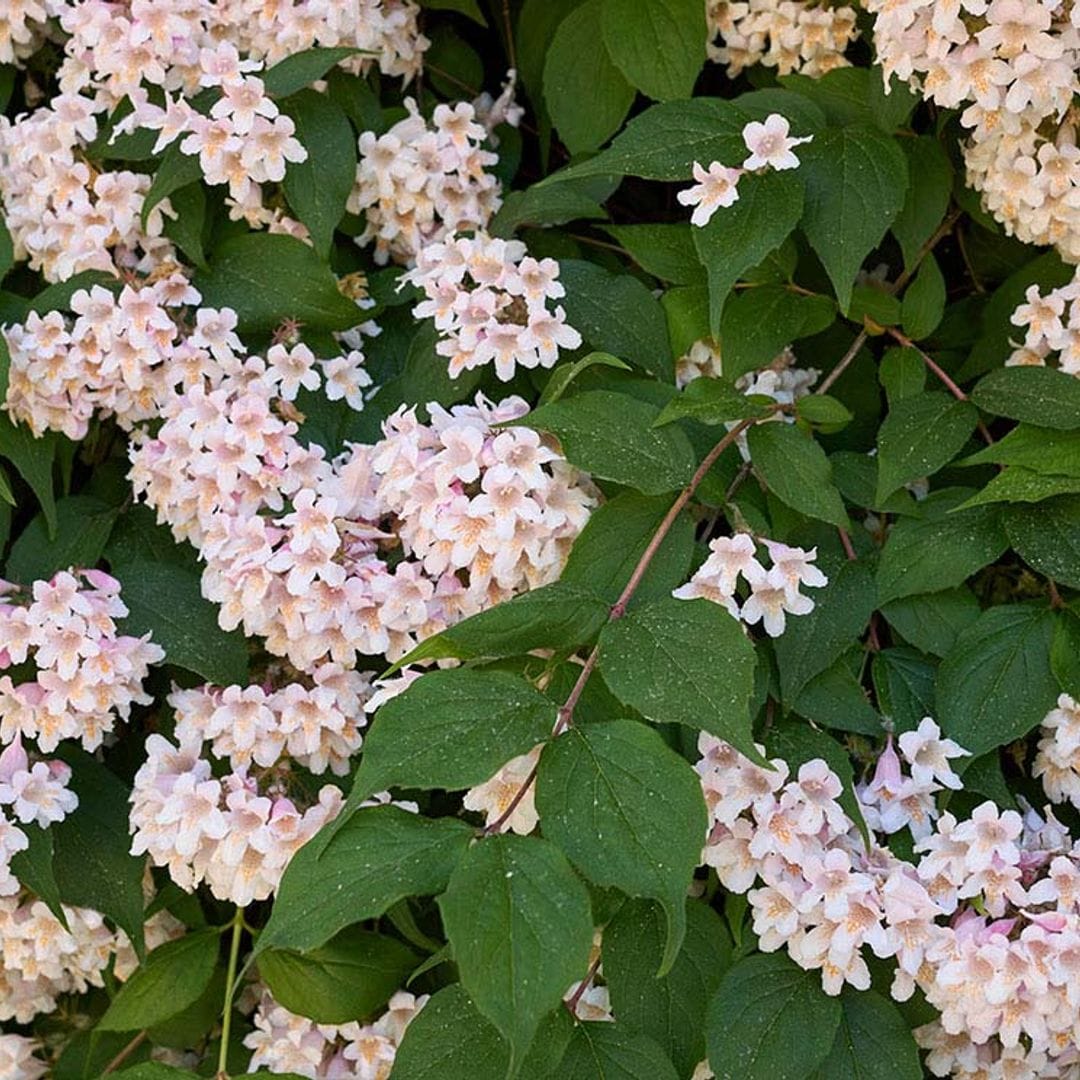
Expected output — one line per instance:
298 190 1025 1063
403 233 583 381
130 364 595 671
129 673 369 905
865 0 1080 261
0 570 164 753
0 1034 46 1080
673 534 827 637
699 724 1080 1077
0 0 56 66
706 1 859 78
349 100 504 266
1035 693 1080 807
1007 280 1080 377
245 988 427 1079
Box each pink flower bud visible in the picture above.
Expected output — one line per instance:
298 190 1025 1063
0 737 28 782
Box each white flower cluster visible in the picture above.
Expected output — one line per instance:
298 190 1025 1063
0 570 163 754
857 719 971 840
864 0 1080 261
673 534 827 637
403 233 583 381
680 114 812 227
0 1034 46 1080
1006 278 1080 377
1035 693 1080 807
0 892 180 1024
244 987 427 1079
0 0 57 66
349 100 503 266
131 365 595 671
0 93 172 283
706 0 859 78
699 724 1080 1077
129 672 368 905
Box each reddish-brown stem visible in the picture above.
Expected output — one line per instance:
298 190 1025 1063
484 417 761 836
816 330 868 396
102 1031 148 1075
564 954 603 1017
1049 579 1065 611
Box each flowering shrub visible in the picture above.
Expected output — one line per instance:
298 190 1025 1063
0 2 1079 1079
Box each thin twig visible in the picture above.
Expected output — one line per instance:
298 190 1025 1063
102 1031 147 1075
564 954 603 1017
816 330 868 396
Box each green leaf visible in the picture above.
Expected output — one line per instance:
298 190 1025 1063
422 0 487 22
875 391 978 503
1053 611 1080 696
0 218 12 278
516 0 581 110
958 467 1080 509
601 0 706 101
521 390 696 494
602 223 700 285
937 604 1058 755
52 747 146 956
694 169 804 333
536 720 708 974
598 597 759 759
876 493 1008 604
873 647 937 734
108 556 248 685
880 588 981 658
439 834 594 1071
259 927 417 1024
654 377 773 427
261 46 364 97
9 824 64 925
810 989 922 1080
0 416 57 537
793 654 882 736
796 395 853 428
746 423 849 528
112 1068 198 1080
901 254 946 340
559 1024 680 1080
892 137 953 270
539 352 632 406
558 260 674 380
773 560 876 705
161 182 207 269
561 491 696 607
958 425 1080 475
99 930 219 1031
544 0 635 154
490 183 607 238
351 670 555 801
281 90 357 259
260 806 474 954
6 495 118 584
387 582 610 672
140 143 202 229
971 367 1080 430
1006 496 1080 590
194 234 360 335
604 898 732 1076
542 97 746 184
706 953 841 1080
720 287 836 381
54 1030 154 1080
847 285 901 328
799 126 908 313
879 346 926 405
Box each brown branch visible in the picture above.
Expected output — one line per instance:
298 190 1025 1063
102 1031 148 1075
564 954 603 1017
816 330 868 396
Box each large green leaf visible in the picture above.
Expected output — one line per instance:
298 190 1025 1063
99 930 219 1032
959 425 1080 475
1006 496 1080 589
438 834 594 1071
259 806 474 954
281 90 357 259
6 495 118 583
598 597 759 759
810 989 923 1080
693 169 804 333
880 587 981 658
746 423 849 528
0 416 57 537
706 953 841 1080
259 928 417 1024
536 720 707 974
601 0 706 102
543 0 635 153
558 260 674 380
875 391 978 502
559 1024 680 1080
970 367 1080 430
873 647 937 734
351 670 555 801
892 136 953 269
193 234 360 334
937 604 1058 755
261 46 363 97
654 377 774 427
521 390 696 494
604 898 732 1076
799 126 908 312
